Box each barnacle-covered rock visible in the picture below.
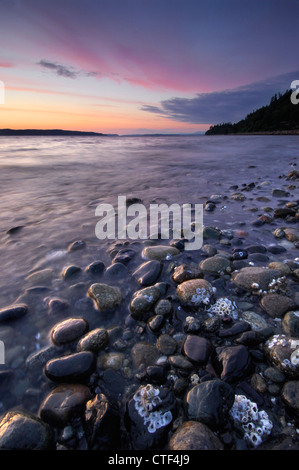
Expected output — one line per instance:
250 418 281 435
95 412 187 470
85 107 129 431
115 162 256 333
231 267 281 292
264 334 299 379
176 279 215 307
229 395 273 448
207 297 238 320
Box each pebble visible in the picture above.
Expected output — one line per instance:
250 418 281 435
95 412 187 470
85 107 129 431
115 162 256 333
264 334 299 379
51 318 89 346
260 294 295 318
154 299 173 316
67 240 86 251
241 311 269 331
176 279 214 307
39 384 92 427
77 328 109 352
0 304 28 322
183 335 213 365
85 261 105 275
185 379 234 430
168 421 224 450
25 268 53 284
88 283 122 311
169 355 194 371
130 285 161 320
199 255 231 275
132 260 161 286
45 351 96 383
282 311 299 337
281 381 299 412
131 343 159 369
97 352 124 371
232 266 281 292
148 314 164 332
215 345 252 383
172 264 202 284
263 367 286 384
142 245 180 261
157 334 177 355
62 265 81 280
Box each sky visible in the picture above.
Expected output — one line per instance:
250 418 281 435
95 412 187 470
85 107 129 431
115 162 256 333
0 0 298 135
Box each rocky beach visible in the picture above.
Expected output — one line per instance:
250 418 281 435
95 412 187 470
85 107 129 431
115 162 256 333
0 135 298 451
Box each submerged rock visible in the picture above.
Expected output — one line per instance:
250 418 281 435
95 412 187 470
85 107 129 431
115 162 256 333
0 411 54 449
260 294 295 318
200 255 231 275
176 279 214 307
168 421 224 450
0 304 28 322
142 245 180 261
88 283 122 311
185 379 234 430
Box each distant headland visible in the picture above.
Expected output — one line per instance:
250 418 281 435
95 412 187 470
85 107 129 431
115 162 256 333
205 89 299 135
0 129 119 137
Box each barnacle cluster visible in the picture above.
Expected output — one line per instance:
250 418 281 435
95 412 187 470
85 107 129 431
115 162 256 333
251 277 288 296
133 384 172 434
191 286 215 306
230 395 273 447
266 334 299 369
207 297 238 319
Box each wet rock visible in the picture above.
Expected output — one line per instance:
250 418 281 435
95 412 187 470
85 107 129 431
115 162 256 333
246 245 267 254
202 316 221 333
51 318 89 346
153 300 172 318
263 367 286 384
272 188 290 197
68 240 86 251
112 248 136 265
234 330 263 346
0 304 28 322
264 334 299 379
267 245 287 255
183 316 201 333
169 355 194 371
199 255 231 275
25 268 53 284
248 253 269 263
126 384 176 450
251 373 267 394
232 249 248 260
168 421 224 450
260 294 295 318
274 208 296 218
183 335 213 365
48 297 69 314
85 261 105 275
281 381 299 413
176 279 214 307
103 262 128 279
218 321 251 338
185 379 234 430
26 345 60 371
268 261 291 276
282 311 299 337
39 384 92 427
231 192 246 201
77 328 109 352
84 393 120 450
172 264 202 284
0 411 54 449
62 265 81 280
131 343 160 369
130 285 161 320
45 351 95 383
88 283 122 311
231 266 281 292
148 314 164 332
241 311 269 331
157 334 177 355
132 260 161 286
97 352 124 370
215 345 252 383
202 226 222 240
273 228 285 239
142 245 180 261
283 228 299 242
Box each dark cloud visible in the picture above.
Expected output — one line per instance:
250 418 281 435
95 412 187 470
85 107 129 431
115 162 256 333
38 60 97 79
141 71 299 124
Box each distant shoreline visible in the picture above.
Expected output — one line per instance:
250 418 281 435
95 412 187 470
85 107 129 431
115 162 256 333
0 129 118 137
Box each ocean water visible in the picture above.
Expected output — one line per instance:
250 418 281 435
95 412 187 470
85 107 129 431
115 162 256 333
0 134 298 416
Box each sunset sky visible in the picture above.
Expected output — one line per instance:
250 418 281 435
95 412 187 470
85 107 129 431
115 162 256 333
0 0 298 135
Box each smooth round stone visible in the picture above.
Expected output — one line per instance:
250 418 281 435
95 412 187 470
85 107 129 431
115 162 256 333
77 328 109 352
142 245 180 261
284 228 299 242
267 245 287 255
281 381 299 412
97 352 124 370
241 311 269 331
172 264 202 284
85 261 105 275
154 299 173 316
25 268 53 284
88 283 122 311
45 351 95 383
176 279 214 307
68 240 86 251
48 297 69 314
232 266 281 292
129 285 161 319
26 346 60 371
39 384 92 427
263 367 286 384
246 245 267 254
260 294 295 318
199 256 230 274
168 421 224 450
183 335 213 365
282 311 299 337
132 260 161 286
131 343 159 369
157 334 177 355
148 314 164 332
201 244 217 257
267 261 291 276
103 262 128 279
248 253 269 263
0 304 28 322
62 265 81 280
185 379 234 430
169 355 194 371
51 318 89 346
0 411 54 450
